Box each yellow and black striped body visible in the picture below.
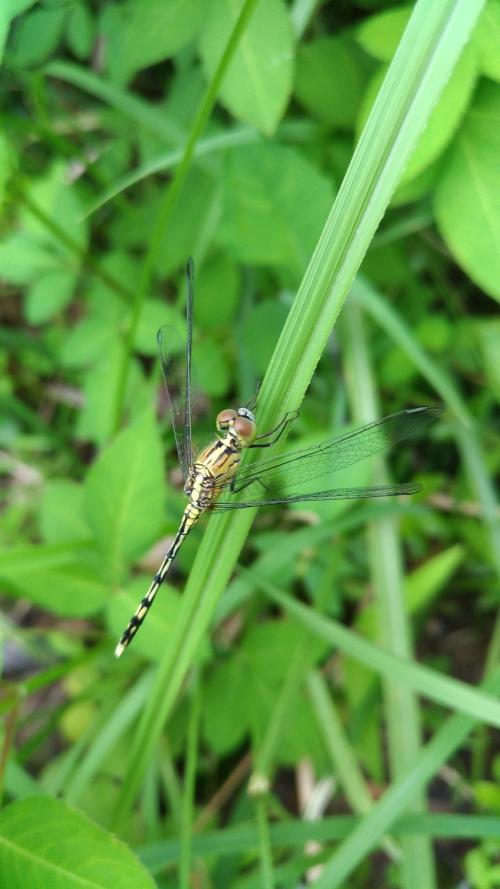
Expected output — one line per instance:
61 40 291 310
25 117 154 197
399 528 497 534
114 432 243 657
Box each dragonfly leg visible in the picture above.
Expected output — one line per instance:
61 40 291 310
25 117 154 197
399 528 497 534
229 475 269 495
245 380 261 412
250 410 299 449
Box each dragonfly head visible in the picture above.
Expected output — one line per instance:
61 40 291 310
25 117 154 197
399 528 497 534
216 407 256 446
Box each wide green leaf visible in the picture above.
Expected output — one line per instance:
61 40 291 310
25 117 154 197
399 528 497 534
25 268 77 324
84 411 165 582
434 80 500 303
473 0 500 81
0 234 59 284
216 143 334 279
356 5 412 62
39 480 90 545
202 621 324 756
475 318 500 399
122 0 204 80
0 796 156 889
76 340 130 446
8 5 66 67
199 0 294 135
22 163 88 252
0 544 107 617
295 35 367 128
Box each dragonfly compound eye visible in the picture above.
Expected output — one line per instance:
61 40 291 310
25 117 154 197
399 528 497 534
233 415 256 443
216 409 237 432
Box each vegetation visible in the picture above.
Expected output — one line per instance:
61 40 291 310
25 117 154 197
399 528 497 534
1 1 500 887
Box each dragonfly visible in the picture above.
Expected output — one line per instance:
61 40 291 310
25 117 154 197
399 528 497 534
115 260 441 656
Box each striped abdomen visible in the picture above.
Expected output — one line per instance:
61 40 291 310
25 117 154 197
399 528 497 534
114 503 201 657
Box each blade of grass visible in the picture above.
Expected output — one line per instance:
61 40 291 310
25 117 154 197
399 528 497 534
83 126 262 218
312 669 500 889
65 671 152 803
250 637 310 790
137 813 500 870
342 301 436 888
179 674 201 889
255 796 275 889
352 278 500 623
114 0 485 825
253 571 500 730
352 276 470 424
307 671 400 861
45 61 183 145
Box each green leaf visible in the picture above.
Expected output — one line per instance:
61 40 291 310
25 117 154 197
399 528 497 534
406 545 465 614
9 6 67 67
192 338 230 397
390 157 439 206
22 164 88 252
216 143 334 279
76 342 147 447
356 4 412 62
475 318 500 400
199 0 294 135
0 796 156 889
0 234 58 284
0 544 107 617
135 300 178 356
195 254 240 329
39 480 90 545
0 132 14 206
25 268 76 324
472 0 500 82
84 411 165 582
295 36 367 129
123 0 203 79
60 316 116 369
358 44 478 184
202 657 249 753
150 168 222 278
241 299 289 376
203 621 325 755
65 2 95 60
434 80 500 303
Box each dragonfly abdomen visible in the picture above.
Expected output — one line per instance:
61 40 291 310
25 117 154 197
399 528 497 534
114 501 203 657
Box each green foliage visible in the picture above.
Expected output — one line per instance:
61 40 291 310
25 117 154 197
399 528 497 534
295 35 369 128
434 80 500 302
0 796 156 889
199 0 294 134
216 142 334 278
84 411 165 582
1 1 499 888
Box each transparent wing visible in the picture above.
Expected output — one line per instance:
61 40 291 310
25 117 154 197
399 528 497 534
215 406 442 501
209 482 421 511
157 258 195 480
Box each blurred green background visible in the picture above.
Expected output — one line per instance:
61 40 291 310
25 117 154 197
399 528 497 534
1 1 500 888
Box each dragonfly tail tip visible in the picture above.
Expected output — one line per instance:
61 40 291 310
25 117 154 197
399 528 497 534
114 642 125 658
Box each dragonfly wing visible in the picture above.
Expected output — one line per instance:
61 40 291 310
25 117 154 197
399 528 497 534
157 259 195 480
209 482 422 511
216 406 441 494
